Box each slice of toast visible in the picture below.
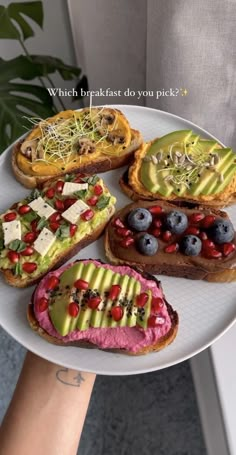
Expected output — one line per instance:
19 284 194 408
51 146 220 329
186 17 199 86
105 200 236 282
27 259 179 356
0 174 116 287
12 108 143 189
121 132 236 208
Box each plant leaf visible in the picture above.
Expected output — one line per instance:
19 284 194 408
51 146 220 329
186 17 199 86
30 55 81 80
96 195 110 210
0 2 43 41
73 75 89 100
8 239 27 252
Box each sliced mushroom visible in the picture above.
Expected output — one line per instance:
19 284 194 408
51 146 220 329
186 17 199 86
73 137 96 155
20 139 38 161
107 129 126 145
100 109 115 127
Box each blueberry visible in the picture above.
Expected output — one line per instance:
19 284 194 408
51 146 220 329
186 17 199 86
165 210 188 234
127 208 152 231
210 219 234 244
137 234 158 256
181 235 202 256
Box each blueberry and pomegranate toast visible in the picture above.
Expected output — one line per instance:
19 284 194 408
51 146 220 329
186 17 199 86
105 201 236 282
27 259 178 355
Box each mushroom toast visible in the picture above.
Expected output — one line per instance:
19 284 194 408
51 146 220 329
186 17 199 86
12 107 143 188
0 173 116 287
27 259 178 355
120 130 236 208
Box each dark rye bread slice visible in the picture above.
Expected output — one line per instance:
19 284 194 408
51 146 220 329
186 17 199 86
119 169 236 209
105 201 236 282
1 177 116 288
27 260 179 356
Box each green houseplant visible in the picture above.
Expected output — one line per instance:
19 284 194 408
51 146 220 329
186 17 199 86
0 1 88 154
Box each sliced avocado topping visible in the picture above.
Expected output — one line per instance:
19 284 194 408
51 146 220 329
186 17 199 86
140 130 236 197
49 262 155 335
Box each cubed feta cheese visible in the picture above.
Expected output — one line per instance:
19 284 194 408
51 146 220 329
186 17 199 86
62 182 88 196
29 197 56 219
62 200 89 224
3 220 21 246
33 227 56 257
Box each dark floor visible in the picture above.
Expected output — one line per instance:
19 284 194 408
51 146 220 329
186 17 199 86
0 327 207 455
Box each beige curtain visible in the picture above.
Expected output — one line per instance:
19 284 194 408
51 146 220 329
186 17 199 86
68 0 236 148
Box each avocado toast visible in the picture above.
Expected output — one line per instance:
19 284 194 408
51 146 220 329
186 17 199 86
121 130 236 208
0 173 116 287
12 107 143 189
105 201 236 282
27 259 178 355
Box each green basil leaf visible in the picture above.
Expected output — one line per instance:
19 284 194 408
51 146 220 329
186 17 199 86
96 195 110 210
73 189 87 199
37 216 48 230
81 175 99 186
8 239 26 252
0 237 4 251
27 188 41 202
22 210 38 222
55 224 70 239
14 262 22 276
65 174 74 182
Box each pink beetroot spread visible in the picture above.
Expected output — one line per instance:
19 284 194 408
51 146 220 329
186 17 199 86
34 260 172 353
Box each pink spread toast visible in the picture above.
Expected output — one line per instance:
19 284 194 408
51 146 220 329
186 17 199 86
27 259 179 355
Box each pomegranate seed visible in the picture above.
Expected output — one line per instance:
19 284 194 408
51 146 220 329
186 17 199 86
189 212 205 224
87 196 98 206
165 242 179 253
22 262 37 273
23 232 37 244
45 188 55 199
202 239 215 250
109 284 121 300
149 206 163 215
222 243 236 257
49 222 60 232
49 212 61 223
4 212 16 222
69 224 77 237
74 279 89 290
74 173 86 183
185 226 200 235
153 219 162 228
111 306 123 321
120 237 135 248
46 276 60 290
151 297 164 313
54 199 64 211
205 249 222 259
162 230 172 242
112 217 125 229
68 302 79 317
88 297 102 309
31 220 38 232
18 204 31 215
37 297 49 313
21 246 34 256
201 215 216 229
152 228 161 238
64 198 77 210
116 227 132 237
199 231 208 240
7 251 20 263
136 293 149 307
80 209 94 221
55 180 64 193
148 315 166 327
94 184 103 196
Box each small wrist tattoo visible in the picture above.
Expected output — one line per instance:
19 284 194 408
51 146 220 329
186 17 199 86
56 367 85 387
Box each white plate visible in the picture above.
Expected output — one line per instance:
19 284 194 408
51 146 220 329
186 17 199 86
0 105 235 375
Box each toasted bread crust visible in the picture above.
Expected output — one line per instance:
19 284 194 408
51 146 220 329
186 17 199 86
12 124 143 189
121 138 236 208
27 261 179 355
104 202 236 283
